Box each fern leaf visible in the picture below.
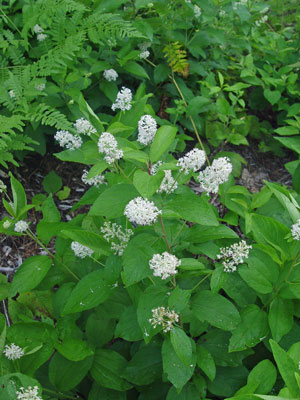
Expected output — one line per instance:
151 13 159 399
163 42 189 77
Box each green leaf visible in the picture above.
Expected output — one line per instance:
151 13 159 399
192 290 240 331
55 338 94 361
196 344 216 381
89 184 139 219
246 359 277 395
54 141 100 164
90 349 132 391
275 136 300 155
168 287 191 312
270 339 300 397
229 305 269 352
274 126 299 136
150 125 177 162
10 256 52 297
49 353 93 391
123 61 149 79
9 173 27 218
166 383 202 399
89 383 126 400
178 258 205 270
115 305 143 342
264 89 281 105
185 224 238 243
0 373 42 400
133 169 164 198
162 336 196 392
170 327 193 367
122 345 162 385
42 171 62 194
164 192 218 225
61 228 110 255
186 96 211 116
62 270 111 315
268 298 294 342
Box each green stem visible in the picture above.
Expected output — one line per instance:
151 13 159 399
90 256 105 267
159 216 171 253
114 162 133 184
26 229 80 281
170 220 187 247
191 272 212 292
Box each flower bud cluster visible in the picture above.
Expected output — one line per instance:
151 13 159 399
138 42 151 59
33 24 47 41
197 157 232 194
149 306 179 332
71 241 94 258
291 219 300 240
177 148 206 175
100 221 133 256
81 170 106 186
112 87 132 111
217 240 252 272
137 115 157 145
3 343 24 360
16 386 43 400
149 252 181 280
97 132 123 164
124 197 161 226
54 130 82 151
0 179 6 193
157 170 178 194
255 15 268 27
103 69 118 82
74 118 96 136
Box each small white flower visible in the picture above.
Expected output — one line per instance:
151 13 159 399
74 118 96 136
256 15 268 27
149 252 181 279
16 385 42 400
291 219 300 240
71 241 94 258
217 240 252 272
149 306 179 332
97 132 123 164
194 5 201 17
37 33 47 41
9 90 16 99
139 50 150 59
35 83 45 91
54 130 82 151
112 87 132 112
137 115 158 145
3 220 11 229
33 24 44 33
177 148 206 175
197 157 232 194
124 197 161 226
219 9 226 17
14 221 29 233
103 69 118 82
81 169 106 186
157 170 178 194
0 179 6 193
150 161 163 176
3 343 24 360
100 221 133 256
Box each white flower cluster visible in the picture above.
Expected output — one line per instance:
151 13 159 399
197 157 232 194
217 240 252 272
157 170 178 194
177 148 206 175
112 87 132 112
98 132 123 164
233 0 247 9
71 241 94 258
137 115 158 145
255 15 268 27
74 118 96 136
54 130 82 151
9 90 16 99
33 24 47 41
149 252 181 279
138 42 151 59
149 306 179 332
291 219 300 240
124 197 161 226
100 221 133 256
150 161 163 176
34 83 45 91
194 5 201 17
3 343 24 360
103 69 119 82
219 9 226 17
16 386 43 400
81 169 106 186
14 220 29 233
3 220 11 229
0 179 6 193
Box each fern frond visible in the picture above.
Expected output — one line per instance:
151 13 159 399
0 115 25 134
163 42 189 77
28 103 72 130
